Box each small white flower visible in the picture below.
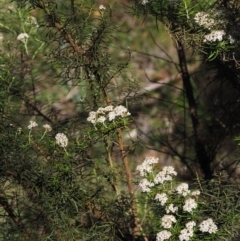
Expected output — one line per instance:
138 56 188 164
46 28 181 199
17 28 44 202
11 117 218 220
165 203 178 213
162 166 177 176
138 178 154 192
113 105 131 118
155 193 168 206
104 105 114 112
154 172 171 184
183 198 197 213
43 124 52 132
176 183 190 196
154 166 177 185
136 156 159 176
191 190 200 196
97 116 106 123
55 133 68 148
99 4 106 10
179 228 194 241
87 111 97 124
28 120 38 130
97 107 105 114
199 218 218 234
161 215 176 229
185 221 196 230
156 230 172 241
108 111 116 121
17 33 29 42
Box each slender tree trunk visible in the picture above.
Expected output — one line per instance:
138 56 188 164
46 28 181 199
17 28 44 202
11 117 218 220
175 39 213 179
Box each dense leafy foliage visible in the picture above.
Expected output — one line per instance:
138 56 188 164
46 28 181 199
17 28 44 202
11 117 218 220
0 0 240 240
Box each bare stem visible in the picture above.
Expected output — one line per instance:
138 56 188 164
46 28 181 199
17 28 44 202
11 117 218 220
116 128 148 240
175 38 212 179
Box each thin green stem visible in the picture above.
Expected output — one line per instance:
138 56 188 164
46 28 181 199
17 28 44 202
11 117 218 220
39 131 47 142
63 147 69 156
28 130 32 144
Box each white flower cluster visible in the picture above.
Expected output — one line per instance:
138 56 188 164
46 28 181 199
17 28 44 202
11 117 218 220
179 221 196 241
137 165 176 193
154 166 177 184
27 120 69 150
183 198 198 213
199 218 218 234
55 133 68 148
28 120 38 130
99 4 106 10
136 157 218 241
191 190 200 196
165 203 178 214
17 33 29 42
194 10 235 43
176 183 190 196
87 105 130 125
43 124 52 132
136 156 159 176
194 12 215 30
27 120 54 144
138 178 155 193
156 230 171 241
155 193 168 206
161 214 176 229
28 121 53 133
203 30 225 43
